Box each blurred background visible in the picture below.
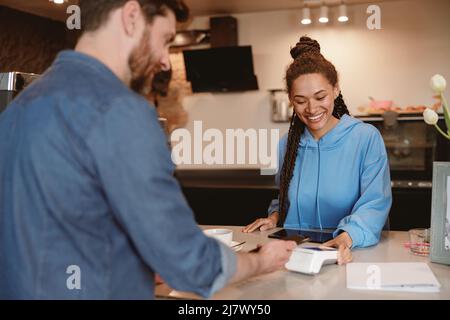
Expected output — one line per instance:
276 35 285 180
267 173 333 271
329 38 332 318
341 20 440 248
1 0 449 231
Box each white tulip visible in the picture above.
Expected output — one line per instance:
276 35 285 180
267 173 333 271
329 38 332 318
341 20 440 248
430 74 447 93
423 108 439 125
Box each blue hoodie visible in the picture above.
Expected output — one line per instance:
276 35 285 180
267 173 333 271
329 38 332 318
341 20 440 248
268 114 392 248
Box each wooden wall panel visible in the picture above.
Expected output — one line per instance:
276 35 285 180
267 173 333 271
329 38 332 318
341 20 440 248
0 6 77 74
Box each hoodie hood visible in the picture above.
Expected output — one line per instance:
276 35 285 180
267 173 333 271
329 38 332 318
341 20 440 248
300 114 362 149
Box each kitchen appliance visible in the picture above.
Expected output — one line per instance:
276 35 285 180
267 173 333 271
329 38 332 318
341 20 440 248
270 89 291 122
0 72 39 113
210 16 238 47
359 113 450 230
183 46 259 93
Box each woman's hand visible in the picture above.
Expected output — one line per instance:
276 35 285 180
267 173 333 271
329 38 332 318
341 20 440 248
242 212 279 233
322 231 353 265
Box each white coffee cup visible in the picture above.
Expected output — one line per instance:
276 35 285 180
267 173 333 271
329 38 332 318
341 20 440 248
203 228 233 246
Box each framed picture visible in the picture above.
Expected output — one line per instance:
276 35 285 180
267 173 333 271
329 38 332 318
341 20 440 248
430 162 450 265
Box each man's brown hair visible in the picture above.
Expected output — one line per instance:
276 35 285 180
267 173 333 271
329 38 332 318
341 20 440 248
79 0 189 32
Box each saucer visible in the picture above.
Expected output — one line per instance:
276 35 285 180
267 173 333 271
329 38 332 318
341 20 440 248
230 241 244 252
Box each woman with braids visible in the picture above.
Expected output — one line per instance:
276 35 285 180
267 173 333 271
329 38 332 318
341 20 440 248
243 36 392 265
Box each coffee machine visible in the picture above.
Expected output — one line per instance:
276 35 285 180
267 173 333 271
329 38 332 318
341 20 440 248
0 72 39 113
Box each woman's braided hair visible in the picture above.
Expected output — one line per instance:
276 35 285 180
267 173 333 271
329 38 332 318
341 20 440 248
277 36 350 226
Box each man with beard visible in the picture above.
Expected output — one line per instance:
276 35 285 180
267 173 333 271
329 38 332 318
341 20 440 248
0 0 296 299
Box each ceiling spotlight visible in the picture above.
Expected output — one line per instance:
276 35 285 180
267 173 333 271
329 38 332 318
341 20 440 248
301 7 312 25
51 0 65 4
338 4 349 22
318 5 329 23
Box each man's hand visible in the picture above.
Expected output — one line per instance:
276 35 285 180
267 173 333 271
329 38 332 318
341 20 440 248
255 240 297 274
322 231 353 265
155 273 165 285
242 212 279 233
230 239 296 284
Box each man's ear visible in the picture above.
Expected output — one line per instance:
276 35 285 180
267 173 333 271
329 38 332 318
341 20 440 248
121 0 141 37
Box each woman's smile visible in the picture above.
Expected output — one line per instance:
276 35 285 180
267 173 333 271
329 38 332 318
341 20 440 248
306 111 326 123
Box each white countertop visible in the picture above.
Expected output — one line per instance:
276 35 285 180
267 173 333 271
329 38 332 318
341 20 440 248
156 226 450 300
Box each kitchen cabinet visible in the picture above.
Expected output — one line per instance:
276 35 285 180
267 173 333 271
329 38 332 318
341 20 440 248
390 187 432 231
176 169 277 226
181 187 277 226
176 169 431 231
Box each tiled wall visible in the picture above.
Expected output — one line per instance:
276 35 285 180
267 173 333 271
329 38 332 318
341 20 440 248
0 6 76 74
155 52 193 132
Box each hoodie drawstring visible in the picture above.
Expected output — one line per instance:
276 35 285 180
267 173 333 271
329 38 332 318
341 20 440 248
296 141 306 227
316 140 323 230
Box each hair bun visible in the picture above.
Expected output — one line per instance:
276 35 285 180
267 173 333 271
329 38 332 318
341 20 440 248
290 36 321 59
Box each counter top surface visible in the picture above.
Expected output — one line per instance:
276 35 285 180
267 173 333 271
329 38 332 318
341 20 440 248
156 226 450 300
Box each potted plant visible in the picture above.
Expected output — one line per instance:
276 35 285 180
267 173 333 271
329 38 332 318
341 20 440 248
423 74 449 139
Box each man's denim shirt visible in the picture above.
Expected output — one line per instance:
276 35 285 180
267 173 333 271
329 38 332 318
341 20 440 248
0 51 236 299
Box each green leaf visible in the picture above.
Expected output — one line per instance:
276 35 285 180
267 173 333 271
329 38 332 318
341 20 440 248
441 93 450 135
434 123 450 140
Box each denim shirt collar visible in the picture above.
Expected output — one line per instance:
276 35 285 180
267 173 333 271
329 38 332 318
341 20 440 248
54 50 125 87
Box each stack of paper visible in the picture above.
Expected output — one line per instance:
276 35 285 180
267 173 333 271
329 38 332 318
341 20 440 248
346 262 441 293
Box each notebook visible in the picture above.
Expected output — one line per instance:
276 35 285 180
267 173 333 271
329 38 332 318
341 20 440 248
346 262 441 293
